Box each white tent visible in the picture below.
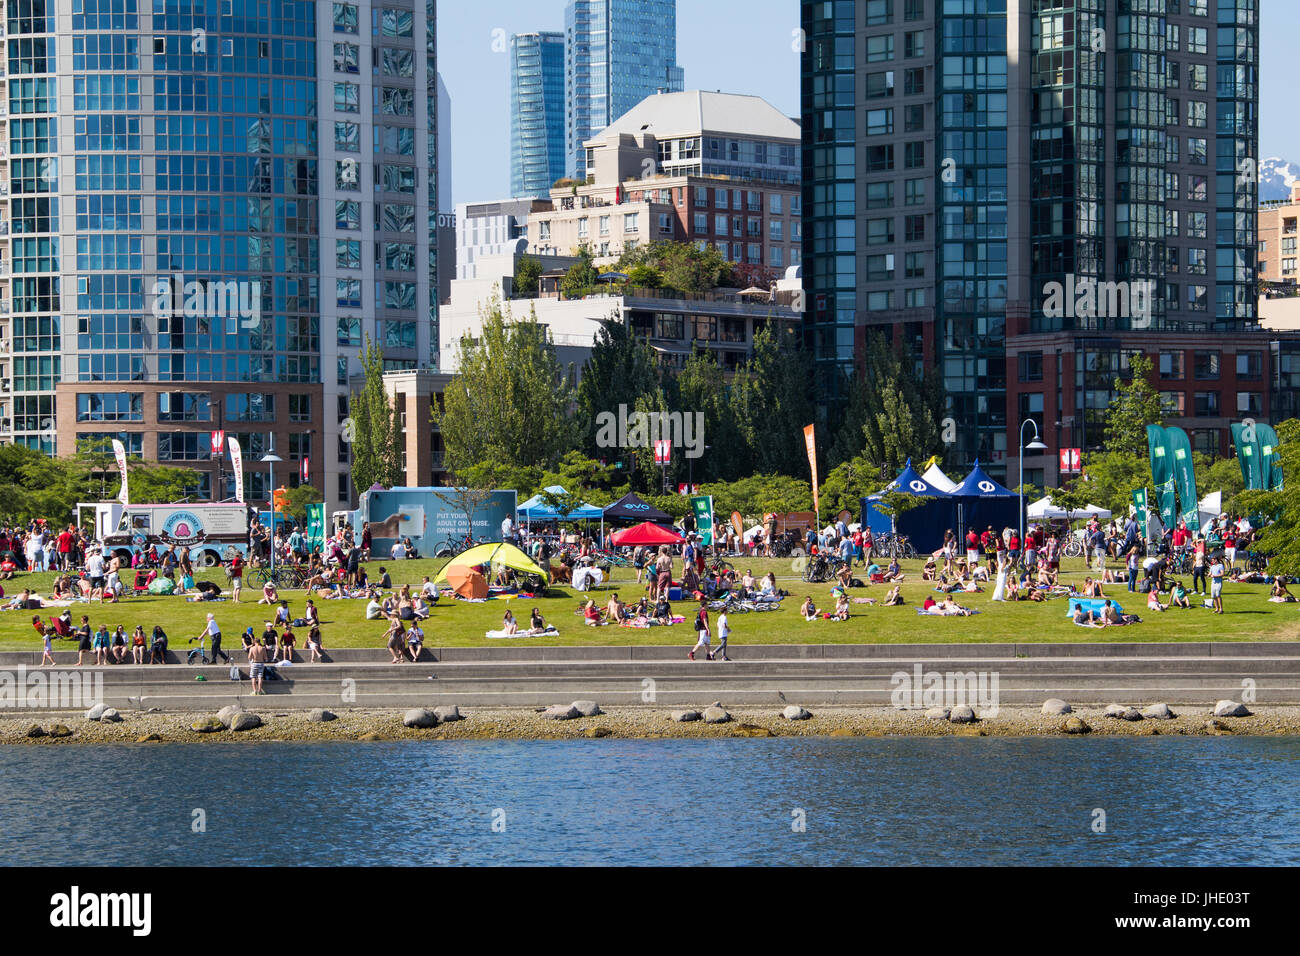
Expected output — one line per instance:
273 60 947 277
1198 491 1222 530
922 463 959 494
1027 496 1111 521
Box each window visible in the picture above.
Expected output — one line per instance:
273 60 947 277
865 181 893 208
904 178 926 206
1187 286 1208 312
865 0 893 25
865 254 895 281
333 42 359 74
599 215 610 235
1186 101 1207 128
865 71 895 99
1193 351 1219 379
769 194 783 215
694 187 709 207
333 3 358 33
866 35 894 62
865 108 895 136
904 104 924 132
866 291 895 311
1236 351 1263 380
904 215 924 242
1187 63 1207 91
1193 391 1219 416
1187 248 1207 275
1188 27 1207 54
715 188 729 209
1159 351 1183 378
904 30 925 58
904 141 924 168
226 394 276 423
1187 176 1207 202
1237 392 1263 415
334 121 360 152
866 144 894 171
654 313 684 339
1019 352 1043 382
336 159 360 191
289 395 311 423
904 252 925 278
336 239 360 269
337 278 362 308
1161 391 1185 415
336 200 360 230
76 392 142 422
903 68 924 95
904 288 926 308
905 0 925 20
1187 137 1207 164
865 217 894 245
769 220 783 241
624 213 639 233
158 393 210 422
334 82 359 113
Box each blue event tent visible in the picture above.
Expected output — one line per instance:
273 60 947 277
948 461 1021 540
516 485 606 522
860 460 956 552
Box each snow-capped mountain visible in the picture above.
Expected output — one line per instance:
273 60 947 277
1259 157 1300 202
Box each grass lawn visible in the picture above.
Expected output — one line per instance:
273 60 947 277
1 554 1295 653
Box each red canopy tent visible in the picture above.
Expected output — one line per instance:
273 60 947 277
609 522 685 546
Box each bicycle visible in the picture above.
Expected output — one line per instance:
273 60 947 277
1060 536 1087 559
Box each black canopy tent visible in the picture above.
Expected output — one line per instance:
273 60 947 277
603 492 673 524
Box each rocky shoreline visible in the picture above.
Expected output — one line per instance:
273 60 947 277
2 702 1298 744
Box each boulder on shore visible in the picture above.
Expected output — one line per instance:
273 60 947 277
100 708 122 722
1103 704 1129 718
733 723 775 737
403 708 438 729
948 705 976 724
85 703 108 721
433 705 462 722
1041 699 1071 715
189 717 223 734
307 708 337 722
671 710 701 722
230 712 263 732
1142 703 1176 720
924 707 950 721
1213 700 1251 718
542 704 580 720
1061 716 1091 735
702 705 731 724
46 724 73 738
24 724 45 738
782 705 812 721
571 700 602 717
1119 708 1144 722
217 704 244 729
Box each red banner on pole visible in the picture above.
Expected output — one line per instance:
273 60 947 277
301 456 309 482
654 439 672 464
210 430 225 456
803 424 819 517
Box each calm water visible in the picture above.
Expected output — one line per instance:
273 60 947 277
3 737 1298 866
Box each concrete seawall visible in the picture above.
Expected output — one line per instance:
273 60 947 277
3 643 1297 711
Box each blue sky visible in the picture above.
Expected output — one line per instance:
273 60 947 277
439 0 1293 205
438 0 800 206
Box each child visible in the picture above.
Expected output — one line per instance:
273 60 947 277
406 621 424 662
279 625 296 663
306 626 324 663
40 626 56 666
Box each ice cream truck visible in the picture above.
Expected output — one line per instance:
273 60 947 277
98 502 255 567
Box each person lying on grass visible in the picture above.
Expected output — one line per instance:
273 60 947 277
882 585 904 606
1270 578 1296 603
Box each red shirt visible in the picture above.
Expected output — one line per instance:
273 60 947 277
57 531 73 552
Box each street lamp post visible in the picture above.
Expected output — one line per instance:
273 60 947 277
260 447 283 575
1019 419 1049 559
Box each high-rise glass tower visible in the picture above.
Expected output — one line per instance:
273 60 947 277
0 0 439 510
800 0 1263 483
510 31 566 198
564 0 684 179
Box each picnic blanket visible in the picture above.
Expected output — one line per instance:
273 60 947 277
1066 597 1124 618
916 607 981 616
618 615 687 629
486 626 558 639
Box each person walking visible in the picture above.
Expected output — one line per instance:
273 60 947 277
40 626 56 666
188 615 213 665
1125 545 1140 592
1191 535 1208 595
1209 554 1226 614
207 612 230 664
715 608 731 662
688 598 713 661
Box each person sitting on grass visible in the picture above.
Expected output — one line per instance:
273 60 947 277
832 592 850 621
1170 581 1192 609
1003 574 1020 602
760 572 779 597
258 580 279 605
882 585 904 606
1270 578 1296 603
883 558 905 583
1072 606 1102 626
1147 586 1169 613
501 609 518 635
654 596 673 626
528 607 547 635
922 556 938 581
365 591 385 620
800 596 818 622
582 599 602 626
1100 600 1122 626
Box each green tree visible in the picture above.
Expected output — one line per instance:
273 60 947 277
1079 449 1152 516
560 247 599 298
1103 353 1168 456
616 241 732 293
574 313 660 459
513 255 542 296
674 347 746 482
730 322 813 477
436 294 576 474
857 331 948 473
347 337 398 496
821 454 888 517
282 484 322 527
